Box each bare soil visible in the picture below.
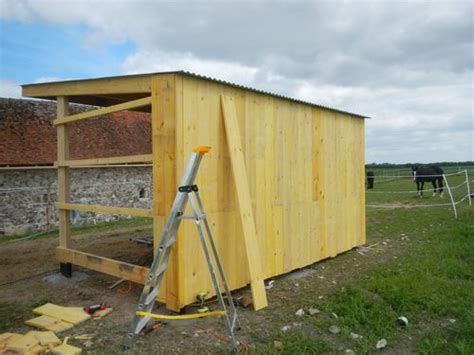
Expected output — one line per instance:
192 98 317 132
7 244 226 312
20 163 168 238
0 219 422 353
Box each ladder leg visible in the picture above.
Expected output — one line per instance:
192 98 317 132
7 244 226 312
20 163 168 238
193 190 241 330
122 196 189 350
188 193 238 349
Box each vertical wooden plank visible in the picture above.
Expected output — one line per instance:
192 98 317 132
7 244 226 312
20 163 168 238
151 74 179 311
221 95 268 310
173 75 187 304
263 97 276 276
303 107 313 264
313 109 327 259
57 97 71 249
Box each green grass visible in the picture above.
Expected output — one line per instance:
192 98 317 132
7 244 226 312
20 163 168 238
254 197 473 353
0 301 37 333
314 213 473 354
2 165 473 353
0 217 152 244
255 332 332 354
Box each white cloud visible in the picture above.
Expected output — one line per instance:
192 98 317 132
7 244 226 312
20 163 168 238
0 79 21 98
34 77 65 83
122 51 259 87
1 0 472 163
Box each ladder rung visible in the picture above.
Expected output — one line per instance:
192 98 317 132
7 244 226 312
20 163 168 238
145 287 162 305
155 261 168 277
177 214 206 220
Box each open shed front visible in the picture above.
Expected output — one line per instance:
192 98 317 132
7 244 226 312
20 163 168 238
22 71 366 312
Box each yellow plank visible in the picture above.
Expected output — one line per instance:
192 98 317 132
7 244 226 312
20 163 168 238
0 333 22 349
34 331 61 346
45 322 75 333
26 315 74 333
33 304 90 325
56 154 152 167
23 75 151 97
6 331 39 353
263 97 275 276
26 315 61 329
56 202 153 218
57 96 71 249
221 95 268 310
50 342 82 355
56 247 150 285
54 96 152 125
150 74 180 311
313 109 327 259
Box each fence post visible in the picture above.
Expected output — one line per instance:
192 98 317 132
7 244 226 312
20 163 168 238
464 169 472 207
443 174 457 219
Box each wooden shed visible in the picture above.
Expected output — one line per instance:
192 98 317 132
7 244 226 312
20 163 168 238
22 71 367 311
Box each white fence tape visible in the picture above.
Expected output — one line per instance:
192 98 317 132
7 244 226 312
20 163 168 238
367 180 467 194
366 194 470 209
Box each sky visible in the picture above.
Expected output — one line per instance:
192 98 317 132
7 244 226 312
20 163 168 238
0 0 472 164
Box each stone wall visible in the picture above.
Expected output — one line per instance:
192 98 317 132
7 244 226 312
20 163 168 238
0 166 152 236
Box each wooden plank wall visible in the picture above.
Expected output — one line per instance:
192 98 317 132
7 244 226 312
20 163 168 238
165 74 365 308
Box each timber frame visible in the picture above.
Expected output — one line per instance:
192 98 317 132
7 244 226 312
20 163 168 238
22 71 367 312
22 73 273 311
54 94 160 299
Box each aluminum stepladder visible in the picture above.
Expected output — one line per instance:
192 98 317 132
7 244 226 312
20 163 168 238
122 146 240 350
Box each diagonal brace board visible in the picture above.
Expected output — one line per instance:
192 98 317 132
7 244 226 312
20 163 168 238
54 96 152 125
221 95 268 310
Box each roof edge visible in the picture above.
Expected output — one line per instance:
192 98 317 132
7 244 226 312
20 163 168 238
22 70 369 119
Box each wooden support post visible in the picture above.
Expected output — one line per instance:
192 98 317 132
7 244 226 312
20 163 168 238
221 95 268 310
57 96 71 249
151 75 180 311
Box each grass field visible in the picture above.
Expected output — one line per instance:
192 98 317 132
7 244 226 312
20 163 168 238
0 168 473 354
250 169 473 354
367 169 471 208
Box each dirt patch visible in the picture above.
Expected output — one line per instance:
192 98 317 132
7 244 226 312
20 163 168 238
0 217 423 353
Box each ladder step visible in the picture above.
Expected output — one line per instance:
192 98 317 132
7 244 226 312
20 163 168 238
145 286 162 305
177 214 206 220
155 261 168 277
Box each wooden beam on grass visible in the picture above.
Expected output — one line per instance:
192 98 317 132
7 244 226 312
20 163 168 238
221 95 268 310
54 96 152 125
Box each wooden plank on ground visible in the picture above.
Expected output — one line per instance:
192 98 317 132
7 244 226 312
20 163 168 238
5 331 39 353
54 96 152 125
56 247 149 285
221 95 268 310
33 304 90 325
25 315 74 333
56 202 153 218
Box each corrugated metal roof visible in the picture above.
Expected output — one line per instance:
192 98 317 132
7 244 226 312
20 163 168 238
177 71 368 119
22 70 369 118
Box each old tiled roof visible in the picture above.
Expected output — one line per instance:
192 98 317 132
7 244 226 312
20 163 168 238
0 97 151 166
